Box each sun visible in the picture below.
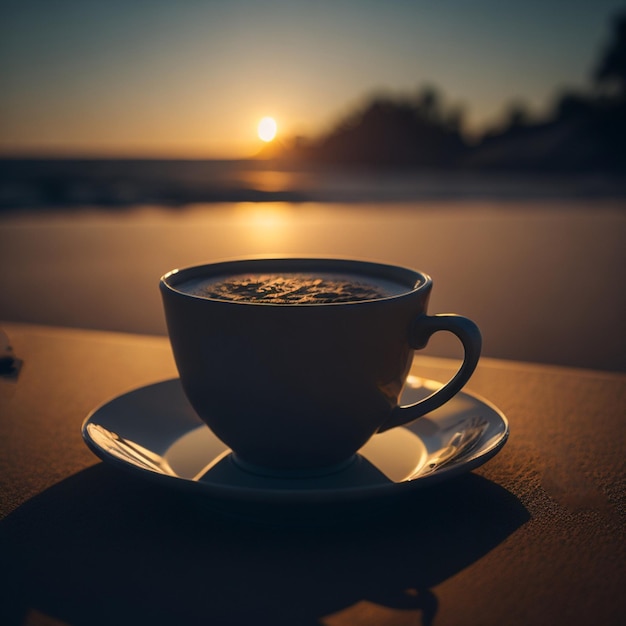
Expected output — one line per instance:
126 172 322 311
257 116 277 142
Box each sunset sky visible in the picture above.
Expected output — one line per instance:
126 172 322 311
1 0 624 158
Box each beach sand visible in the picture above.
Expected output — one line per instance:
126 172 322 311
1 199 624 371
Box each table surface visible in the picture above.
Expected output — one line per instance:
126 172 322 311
1 322 624 626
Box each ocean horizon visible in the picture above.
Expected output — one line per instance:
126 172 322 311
2 157 626 210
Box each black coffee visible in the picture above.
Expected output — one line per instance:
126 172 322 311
180 272 407 304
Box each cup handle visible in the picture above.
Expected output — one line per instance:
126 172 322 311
377 314 482 432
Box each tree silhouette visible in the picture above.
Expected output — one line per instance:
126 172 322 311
280 12 626 174
594 11 626 96
302 88 467 168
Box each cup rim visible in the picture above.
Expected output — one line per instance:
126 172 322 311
160 256 431 306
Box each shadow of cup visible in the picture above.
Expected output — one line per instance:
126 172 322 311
0 464 528 626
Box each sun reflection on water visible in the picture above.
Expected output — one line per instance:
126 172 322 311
233 202 294 247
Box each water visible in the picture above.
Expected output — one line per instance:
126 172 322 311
2 158 625 208
1 199 624 371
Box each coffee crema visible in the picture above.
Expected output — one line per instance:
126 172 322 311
180 272 408 304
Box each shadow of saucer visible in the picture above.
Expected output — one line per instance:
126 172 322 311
0 464 529 626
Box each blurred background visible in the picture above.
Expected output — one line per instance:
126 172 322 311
1 0 625 371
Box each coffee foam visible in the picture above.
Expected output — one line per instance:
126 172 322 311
180 272 409 304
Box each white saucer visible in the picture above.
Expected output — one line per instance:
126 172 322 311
82 376 509 514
